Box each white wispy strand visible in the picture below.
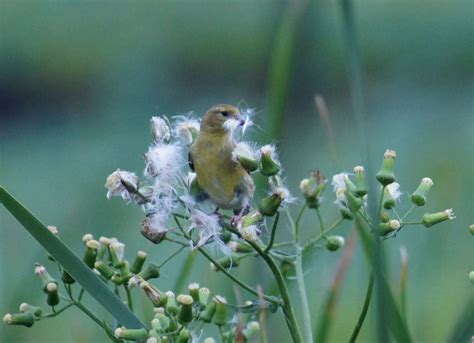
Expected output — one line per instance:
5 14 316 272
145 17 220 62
150 116 171 143
239 107 255 135
223 118 241 132
144 212 170 233
231 142 260 163
272 186 295 205
109 239 125 261
173 115 201 145
105 169 139 203
445 208 456 220
332 172 350 208
144 143 184 181
189 210 230 255
260 144 279 162
386 182 402 201
238 224 260 241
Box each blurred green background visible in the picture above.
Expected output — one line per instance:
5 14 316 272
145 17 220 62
1 1 472 342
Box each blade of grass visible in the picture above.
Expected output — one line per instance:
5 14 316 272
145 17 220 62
314 95 340 169
315 229 357 342
353 213 412 342
399 246 408 320
446 296 474 343
0 186 146 330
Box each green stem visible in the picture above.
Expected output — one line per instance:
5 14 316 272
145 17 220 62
402 205 416 221
349 273 375 343
172 215 277 305
295 250 313 343
226 225 303 343
124 285 133 311
302 218 344 253
264 211 280 254
40 302 75 320
316 207 325 235
294 204 307 241
173 250 197 293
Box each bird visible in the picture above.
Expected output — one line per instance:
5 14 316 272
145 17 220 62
189 104 255 224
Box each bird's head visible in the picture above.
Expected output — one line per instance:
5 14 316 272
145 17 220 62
201 104 245 134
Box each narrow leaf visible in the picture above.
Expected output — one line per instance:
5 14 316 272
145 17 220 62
354 213 412 343
0 186 146 330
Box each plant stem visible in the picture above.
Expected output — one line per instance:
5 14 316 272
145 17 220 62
316 207 325 235
226 225 303 343
173 250 197 293
293 204 313 343
172 215 278 305
264 211 280 254
124 285 133 311
302 218 344 253
349 273 375 342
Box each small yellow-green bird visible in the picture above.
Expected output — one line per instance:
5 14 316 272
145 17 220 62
189 104 255 222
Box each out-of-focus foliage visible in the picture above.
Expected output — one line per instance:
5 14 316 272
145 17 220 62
1 1 472 342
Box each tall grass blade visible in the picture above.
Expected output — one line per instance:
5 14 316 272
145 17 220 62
0 186 146 330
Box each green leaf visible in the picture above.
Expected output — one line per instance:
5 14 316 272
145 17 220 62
0 186 146 330
354 213 412 343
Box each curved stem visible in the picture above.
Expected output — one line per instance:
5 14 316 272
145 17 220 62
349 273 375 342
226 225 303 343
294 203 307 240
302 218 344 253
124 285 133 311
295 250 314 343
264 211 280 254
316 207 325 235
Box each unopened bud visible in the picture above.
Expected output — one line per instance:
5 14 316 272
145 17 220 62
469 271 474 284
109 241 125 267
200 301 216 323
211 255 239 271
410 177 433 206
233 142 259 172
344 187 362 212
376 149 397 186
165 291 179 315
82 233 94 243
199 287 210 306
469 224 474 236
138 263 160 281
114 327 148 341
212 296 228 326
188 282 200 303
177 295 194 323
379 220 401 236
422 209 455 227
380 212 391 223
129 251 147 275
34 264 57 293
228 241 253 253
353 166 368 197
259 187 290 217
46 282 60 307
3 312 35 327
83 239 100 268
94 261 114 280
259 145 280 176
325 236 345 251
383 183 401 210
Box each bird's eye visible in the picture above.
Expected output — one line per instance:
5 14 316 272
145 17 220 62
221 111 230 117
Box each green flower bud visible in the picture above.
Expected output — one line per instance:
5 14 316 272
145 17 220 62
130 250 147 274
119 261 132 282
299 170 327 208
94 261 114 280
109 241 125 267
469 224 474 236
161 336 170 343
211 255 239 271
199 301 216 323
141 281 167 307
228 241 253 253
3 312 35 327
259 145 280 176
165 291 179 315
325 236 345 251
340 207 353 220
233 142 259 172
97 236 111 260
212 296 228 326
380 212 391 223
422 209 456 227
111 273 125 285
62 270 75 284
114 327 148 341
203 338 216 343
154 313 171 332
177 295 194 324
243 321 261 340
176 328 190 343
34 264 57 293
376 149 397 186
469 271 474 284
19 303 43 318
379 219 401 236
383 183 401 210
188 282 200 303
138 263 160 281
259 187 291 217
199 287 211 306
147 336 160 343
46 282 60 307
410 177 433 206
83 240 100 268
353 166 368 197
